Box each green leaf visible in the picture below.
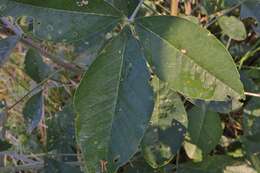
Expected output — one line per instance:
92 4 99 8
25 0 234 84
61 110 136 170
24 49 51 83
151 77 188 128
187 106 222 154
189 98 243 114
179 156 257 173
218 16 247 41
244 97 260 119
190 71 253 112
141 77 187 168
23 91 44 133
241 0 260 34
135 16 244 101
0 0 121 50
0 36 19 67
74 28 154 173
47 103 76 153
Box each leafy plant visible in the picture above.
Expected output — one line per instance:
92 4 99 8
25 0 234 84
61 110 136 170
0 0 259 173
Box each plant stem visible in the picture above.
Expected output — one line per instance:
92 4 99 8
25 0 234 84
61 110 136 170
226 37 232 50
0 17 23 37
7 70 62 111
129 0 144 22
0 18 84 73
205 2 243 28
171 0 179 16
184 0 192 15
21 35 84 73
245 92 260 98
239 39 260 69
143 2 160 15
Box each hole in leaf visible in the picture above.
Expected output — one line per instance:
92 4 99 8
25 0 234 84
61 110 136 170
113 155 120 163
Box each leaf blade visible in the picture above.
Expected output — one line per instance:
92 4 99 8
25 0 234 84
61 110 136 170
141 78 187 168
187 106 222 154
135 16 244 101
74 28 154 172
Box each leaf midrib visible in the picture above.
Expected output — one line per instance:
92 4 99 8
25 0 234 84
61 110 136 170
107 33 127 160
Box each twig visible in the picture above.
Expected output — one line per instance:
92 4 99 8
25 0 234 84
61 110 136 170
21 36 84 73
184 0 192 15
143 2 161 15
155 2 171 14
6 70 62 111
0 17 23 37
245 92 260 98
239 39 260 69
129 0 144 22
0 18 84 73
171 0 179 16
205 2 243 28
226 37 232 50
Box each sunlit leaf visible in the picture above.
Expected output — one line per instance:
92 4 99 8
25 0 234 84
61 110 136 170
218 16 247 41
136 16 244 101
179 156 257 173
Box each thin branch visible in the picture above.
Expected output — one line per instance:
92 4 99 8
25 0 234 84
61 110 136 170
205 2 243 28
21 36 84 73
184 0 192 15
0 17 23 37
239 39 260 69
7 70 62 111
226 37 232 50
0 18 84 73
245 92 260 98
171 0 179 16
143 2 161 15
155 2 171 14
129 0 144 22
